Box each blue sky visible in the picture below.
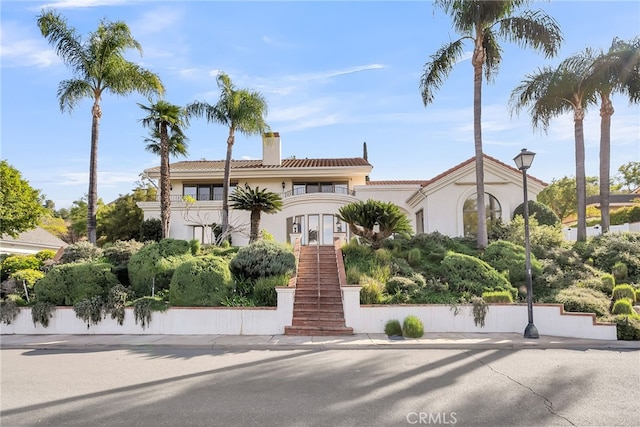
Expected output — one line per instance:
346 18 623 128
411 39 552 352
1 0 639 209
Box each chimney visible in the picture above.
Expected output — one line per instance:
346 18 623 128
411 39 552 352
262 132 281 166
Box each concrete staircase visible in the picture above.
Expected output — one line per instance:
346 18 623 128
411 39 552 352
284 245 353 336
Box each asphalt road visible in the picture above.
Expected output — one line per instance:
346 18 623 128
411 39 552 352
1 347 638 426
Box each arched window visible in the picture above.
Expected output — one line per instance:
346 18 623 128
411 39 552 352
463 193 502 237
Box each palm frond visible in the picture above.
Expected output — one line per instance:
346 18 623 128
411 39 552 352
57 79 93 112
498 10 563 58
420 39 467 106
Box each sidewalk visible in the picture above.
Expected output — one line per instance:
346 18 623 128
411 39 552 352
2 333 639 351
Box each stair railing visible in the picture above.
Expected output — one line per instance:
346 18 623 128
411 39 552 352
316 237 320 319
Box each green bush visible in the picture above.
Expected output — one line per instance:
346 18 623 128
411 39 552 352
229 240 295 282
360 277 384 304
132 296 168 329
441 251 515 298
406 248 422 266
103 240 145 266
169 255 233 306
188 239 201 255
481 240 542 286
128 239 193 297
513 200 560 226
612 262 629 282
140 218 162 242
586 233 640 282
34 262 119 306
612 284 636 302
614 314 640 340
1 255 40 281
31 301 55 327
403 315 424 338
59 241 104 264
491 215 564 260
481 290 514 303
73 296 104 328
385 276 419 296
35 250 57 263
636 289 640 303
554 286 610 317
612 298 634 315
384 319 403 336
253 274 288 306
10 269 45 288
600 273 616 294
0 298 21 325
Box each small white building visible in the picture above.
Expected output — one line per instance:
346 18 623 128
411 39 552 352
137 133 546 246
0 227 68 256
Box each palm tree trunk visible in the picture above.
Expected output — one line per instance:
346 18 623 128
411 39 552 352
222 128 235 238
574 107 587 242
160 123 171 239
87 101 101 244
472 35 487 249
249 210 260 243
599 94 614 234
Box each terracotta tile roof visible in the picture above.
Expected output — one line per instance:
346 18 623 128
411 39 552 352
366 180 429 186
149 157 371 172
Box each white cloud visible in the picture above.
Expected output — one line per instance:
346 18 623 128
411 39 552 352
285 64 385 83
0 25 59 68
129 5 184 35
34 0 131 10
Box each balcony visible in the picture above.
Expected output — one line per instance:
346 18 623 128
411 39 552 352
283 185 355 198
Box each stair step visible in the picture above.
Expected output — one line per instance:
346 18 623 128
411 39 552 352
284 325 353 336
291 318 348 327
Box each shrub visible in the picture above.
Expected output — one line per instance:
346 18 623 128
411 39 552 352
403 315 424 338
513 200 560 226
253 274 289 307
31 301 54 327
1 255 40 281
360 277 384 304
346 266 362 285
612 298 634 315
189 239 201 255
586 233 640 282
406 248 422 267
73 296 104 328
600 273 616 294
230 240 295 282
105 284 130 325
554 286 610 317
612 284 636 302
140 218 162 242
612 262 629 283
441 251 514 297
169 255 233 306
59 241 104 264
35 250 57 263
471 296 489 327
636 289 640 304
221 296 256 307
102 240 145 266
128 239 193 297
34 262 119 306
132 296 168 329
385 276 419 296
494 216 564 260
0 298 21 325
481 240 542 286
614 314 640 340
481 291 514 303
384 319 403 336
11 269 45 288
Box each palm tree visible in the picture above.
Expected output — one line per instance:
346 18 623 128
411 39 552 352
229 184 282 243
337 199 412 249
591 37 640 233
38 10 164 244
187 73 269 239
139 101 188 239
510 50 600 242
420 0 562 248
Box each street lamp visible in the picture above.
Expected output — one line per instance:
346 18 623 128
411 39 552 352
514 148 539 339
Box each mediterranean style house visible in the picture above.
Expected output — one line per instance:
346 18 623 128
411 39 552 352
137 133 546 246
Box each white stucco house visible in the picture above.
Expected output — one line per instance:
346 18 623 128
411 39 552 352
137 133 546 246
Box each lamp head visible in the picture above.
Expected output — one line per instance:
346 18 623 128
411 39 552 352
514 148 536 171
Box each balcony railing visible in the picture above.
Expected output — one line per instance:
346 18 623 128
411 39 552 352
153 186 356 202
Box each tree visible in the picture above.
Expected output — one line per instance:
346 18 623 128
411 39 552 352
97 193 145 243
38 10 164 244
139 101 188 239
229 184 283 244
617 161 640 191
0 160 46 237
187 73 269 239
420 0 562 249
511 49 600 242
591 37 640 231
337 199 412 249
537 176 598 221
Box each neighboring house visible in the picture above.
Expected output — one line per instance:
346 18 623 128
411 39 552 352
0 227 68 255
586 187 640 210
137 133 546 246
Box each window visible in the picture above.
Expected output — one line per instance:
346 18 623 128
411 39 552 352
415 209 424 234
182 183 237 201
463 193 502 237
291 182 349 195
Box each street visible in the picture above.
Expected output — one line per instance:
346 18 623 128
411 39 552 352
1 347 638 426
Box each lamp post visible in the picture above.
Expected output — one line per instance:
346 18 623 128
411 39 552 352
514 148 539 339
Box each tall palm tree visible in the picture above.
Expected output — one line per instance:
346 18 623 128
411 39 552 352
38 10 164 244
420 0 562 248
187 73 269 238
229 184 282 243
510 50 600 242
139 101 187 239
591 37 640 233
